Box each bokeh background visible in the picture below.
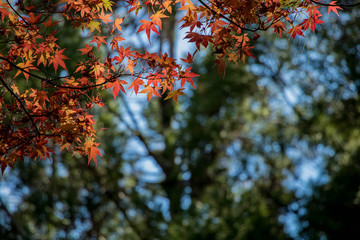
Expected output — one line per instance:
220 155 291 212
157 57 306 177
1 1 360 239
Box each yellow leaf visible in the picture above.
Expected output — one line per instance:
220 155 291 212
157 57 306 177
87 20 101 34
102 0 113 12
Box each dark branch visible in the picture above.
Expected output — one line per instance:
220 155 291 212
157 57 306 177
0 76 41 137
0 57 117 90
310 0 360 7
197 0 258 32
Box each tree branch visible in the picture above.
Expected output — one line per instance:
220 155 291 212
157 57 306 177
197 0 258 32
310 0 360 7
0 57 118 90
0 76 41 137
106 100 168 170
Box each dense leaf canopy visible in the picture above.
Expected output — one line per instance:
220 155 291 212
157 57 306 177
0 0 354 170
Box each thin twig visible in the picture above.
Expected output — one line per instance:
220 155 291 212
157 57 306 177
0 76 41 137
197 0 258 32
0 57 117 90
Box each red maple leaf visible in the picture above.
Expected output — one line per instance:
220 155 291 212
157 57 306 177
107 79 127 99
289 25 304 39
128 77 144 94
184 32 212 49
302 17 324 32
328 1 342 16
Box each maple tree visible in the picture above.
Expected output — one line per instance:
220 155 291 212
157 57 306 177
0 0 357 172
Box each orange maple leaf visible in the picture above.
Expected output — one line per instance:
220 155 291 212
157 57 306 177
107 79 127 99
90 63 105 77
126 59 135 74
14 60 38 81
128 78 144 94
110 34 125 50
99 10 113 24
88 145 102 165
137 20 160 42
139 85 161 101
150 11 168 30
90 36 107 49
113 16 123 32
78 44 93 55
51 48 69 72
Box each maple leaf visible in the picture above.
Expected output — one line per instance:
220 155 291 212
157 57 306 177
120 46 136 58
137 20 160 42
140 85 161 101
271 21 286 37
127 0 142 15
126 59 135 74
90 63 105 77
328 1 342 16
42 17 60 27
88 20 101 34
164 88 185 103
146 73 163 87
177 0 196 10
180 67 198 88
51 48 69 72
78 43 93 55
128 78 144 94
160 0 173 14
102 0 113 12
113 16 123 32
150 11 168 30
23 12 42 24
11 84 20 95
79 5 91 17
289 25 304 39
36 49 50 67
14 60 38 81
302 17 324 32
110 34 125 50
90 36 107 49
185 32 212 49
88 143 102 165
214 59 226 78
107 79 127 99
180 52 196 63
99 10 113 24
